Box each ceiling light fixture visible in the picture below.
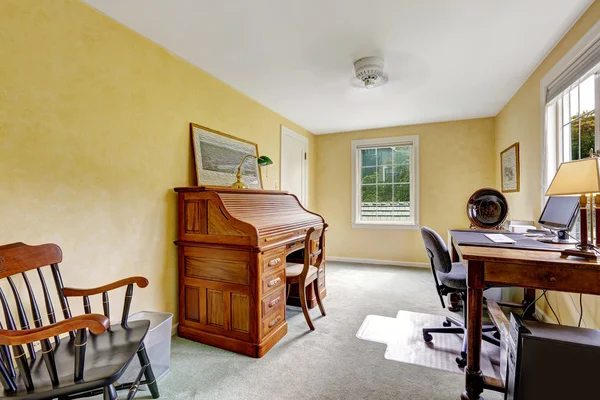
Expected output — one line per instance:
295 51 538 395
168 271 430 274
353 56 388 89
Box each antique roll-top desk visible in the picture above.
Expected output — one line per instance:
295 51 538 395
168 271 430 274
174 186 327 357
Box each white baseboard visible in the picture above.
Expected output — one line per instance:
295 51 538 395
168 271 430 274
171 322 179 337
326 256 428 269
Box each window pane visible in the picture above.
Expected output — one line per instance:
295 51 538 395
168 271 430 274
570 86 579 119
563 123 572 161
378 184 393 202
580 111 595 159
394 184 410 202
377 166 393 183
571 120 581 160
562 92 570 123
377 147 393 165
580 75 595 113
361 167 376 184
393 146 411 164
361 149 376 167
393 165 410 183
361 185 376 203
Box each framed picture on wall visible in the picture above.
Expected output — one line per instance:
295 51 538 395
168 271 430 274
501 142 520 193
190 123 263 188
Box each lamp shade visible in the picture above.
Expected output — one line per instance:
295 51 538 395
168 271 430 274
546 158 600 196
257 155 273 167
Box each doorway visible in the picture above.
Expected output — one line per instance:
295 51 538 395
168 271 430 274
280 126 308 206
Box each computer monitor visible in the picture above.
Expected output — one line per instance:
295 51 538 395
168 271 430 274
538 196 580 243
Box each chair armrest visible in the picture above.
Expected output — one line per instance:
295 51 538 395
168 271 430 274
0 314 109 346
62 276 149 297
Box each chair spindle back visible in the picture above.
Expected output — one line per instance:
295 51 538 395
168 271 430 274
0 242 117 394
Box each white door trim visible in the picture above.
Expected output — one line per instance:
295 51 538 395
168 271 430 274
280 125 309 206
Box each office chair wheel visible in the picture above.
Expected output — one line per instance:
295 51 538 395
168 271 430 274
456 356 467 368
423 333 433 343
442 320 451 327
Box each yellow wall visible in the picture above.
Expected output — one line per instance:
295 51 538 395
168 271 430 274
0 0 316 321
316 118 496 263
495 1 600 327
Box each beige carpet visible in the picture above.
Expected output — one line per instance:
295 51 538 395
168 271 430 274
120 263 504 400
356 310 502 379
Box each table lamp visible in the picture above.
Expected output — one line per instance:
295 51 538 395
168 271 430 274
545 157 600 261
231 154 273 189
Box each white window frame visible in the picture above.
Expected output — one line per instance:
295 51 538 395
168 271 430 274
541 21 600 208
351 135 420 230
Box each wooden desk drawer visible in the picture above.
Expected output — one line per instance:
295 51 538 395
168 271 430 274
262 269 285 296
262 307 284 337
262 288 285 318
262 248 285 274
485 262 600 294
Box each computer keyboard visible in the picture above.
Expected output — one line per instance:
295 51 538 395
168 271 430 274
526 229 553 235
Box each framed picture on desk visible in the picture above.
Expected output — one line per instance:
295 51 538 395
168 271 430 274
501 142 520 193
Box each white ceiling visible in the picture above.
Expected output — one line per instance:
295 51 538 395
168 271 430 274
83 0 593 134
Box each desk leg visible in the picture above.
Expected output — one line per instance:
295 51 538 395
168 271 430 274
461 260 485 400
451 242 460 263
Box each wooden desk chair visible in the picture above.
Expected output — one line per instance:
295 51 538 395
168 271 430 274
285 225 327 330
0 242 160 400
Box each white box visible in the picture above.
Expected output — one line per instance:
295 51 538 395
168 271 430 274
120 311 173 383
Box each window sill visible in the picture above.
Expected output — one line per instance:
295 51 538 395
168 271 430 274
352 222 420 230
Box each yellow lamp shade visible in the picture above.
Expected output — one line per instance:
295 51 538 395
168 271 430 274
546 158 600 196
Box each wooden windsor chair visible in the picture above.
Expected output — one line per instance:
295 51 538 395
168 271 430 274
0 242 160 400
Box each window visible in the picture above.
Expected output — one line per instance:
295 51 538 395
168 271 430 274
549 73 597 165
543 27 600 240
352 136 419 229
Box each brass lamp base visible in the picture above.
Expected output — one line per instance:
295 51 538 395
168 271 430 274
231 171 248 189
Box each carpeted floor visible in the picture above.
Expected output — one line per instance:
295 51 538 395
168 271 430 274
132 262 503 400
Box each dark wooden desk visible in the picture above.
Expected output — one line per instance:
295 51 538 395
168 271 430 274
450 233 600 400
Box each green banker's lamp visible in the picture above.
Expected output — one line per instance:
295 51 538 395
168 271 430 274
231 154 273 189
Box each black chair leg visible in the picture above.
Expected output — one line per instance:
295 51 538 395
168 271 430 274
423 326 464 342
444 316 463 327
456 330 468 367
137 344 160 399
103 384 118 400
482 332 501 347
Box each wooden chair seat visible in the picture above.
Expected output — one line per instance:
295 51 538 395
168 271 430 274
285 264 318 280
5 321 149 400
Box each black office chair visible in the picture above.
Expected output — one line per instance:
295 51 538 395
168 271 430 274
420 226 499 367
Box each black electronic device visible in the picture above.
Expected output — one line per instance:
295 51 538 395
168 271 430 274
504 313 600 400
537 196 580 243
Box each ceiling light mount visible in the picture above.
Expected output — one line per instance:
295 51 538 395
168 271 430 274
353 56 388 89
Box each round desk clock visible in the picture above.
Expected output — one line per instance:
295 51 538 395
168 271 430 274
466 188 509 230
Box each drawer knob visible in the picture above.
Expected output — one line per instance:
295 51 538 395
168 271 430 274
548 275 556 283
269 297 281 308
268 277 281 287
269 316 281 328
268 257 281 267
